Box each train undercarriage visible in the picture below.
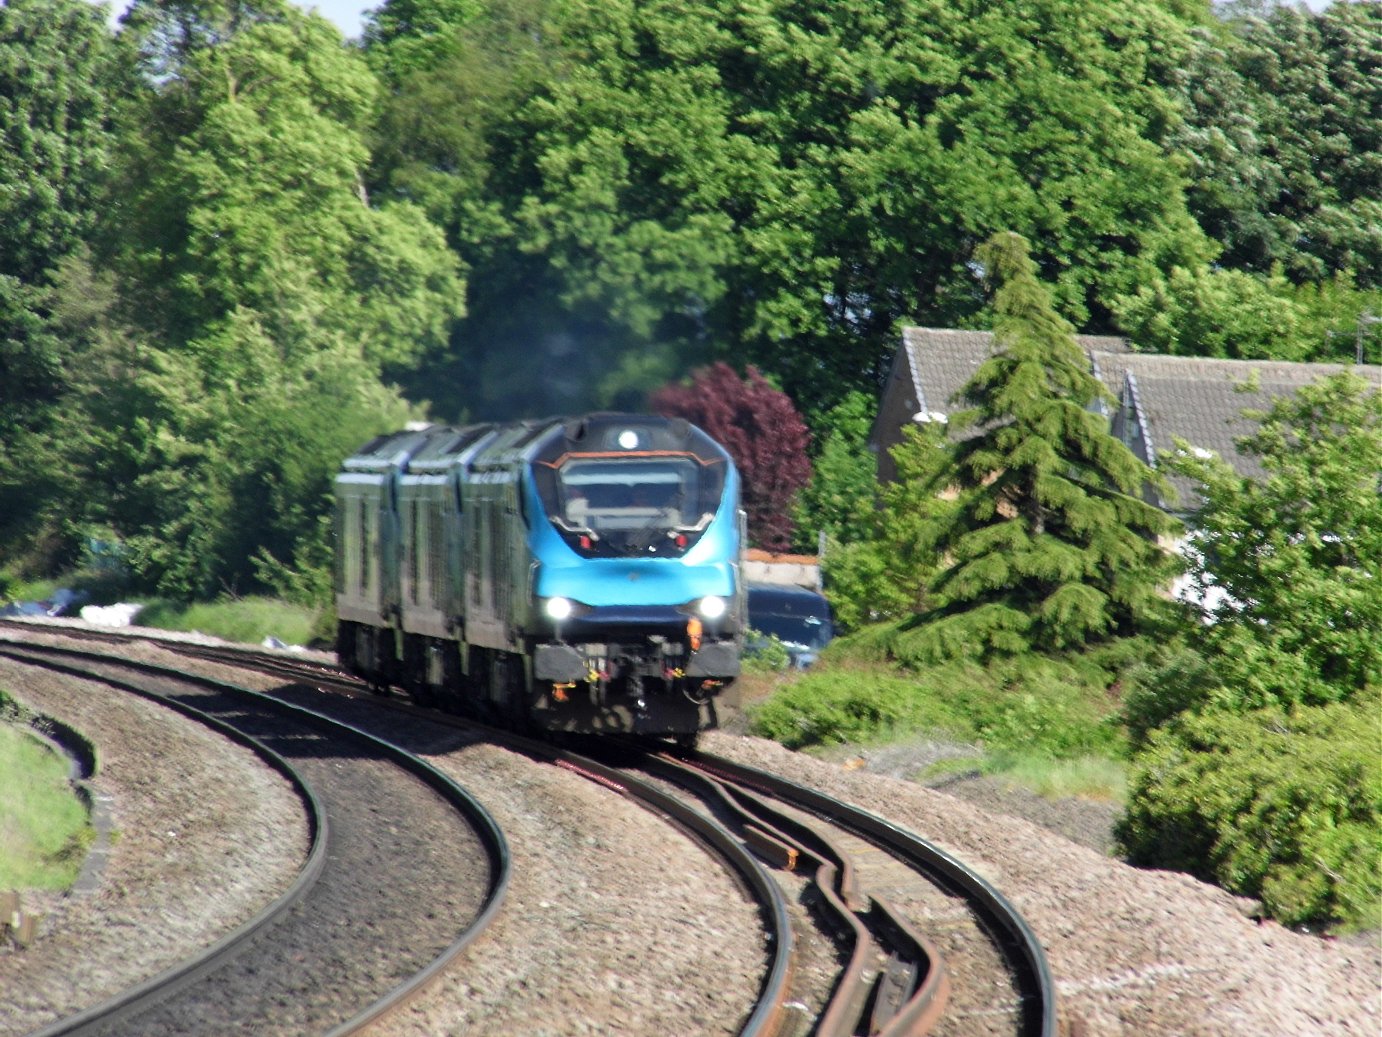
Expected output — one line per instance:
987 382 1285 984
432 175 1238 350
337 620 738 742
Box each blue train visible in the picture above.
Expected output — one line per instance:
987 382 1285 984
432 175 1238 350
333 413 744 740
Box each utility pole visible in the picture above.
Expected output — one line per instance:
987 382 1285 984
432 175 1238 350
1355 310 1380 366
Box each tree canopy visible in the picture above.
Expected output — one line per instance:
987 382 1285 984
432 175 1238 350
1163 371 1382 708
0 0 122 564
0 0 1376 606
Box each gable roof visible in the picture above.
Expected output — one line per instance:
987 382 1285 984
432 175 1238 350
872 327 1381 510
1107 354 1381 508
898 327 1130 418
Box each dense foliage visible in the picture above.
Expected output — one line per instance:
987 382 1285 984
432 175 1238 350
366 0 1378 423
1118 695 1380 931
899 233 1180 659
820 422 954 632
1163 373 1381 707
1118 372 1381 931
649 362 811 550
0 0 122 564
2 0 1375 596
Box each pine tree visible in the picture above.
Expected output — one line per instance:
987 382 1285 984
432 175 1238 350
909 232 1179 659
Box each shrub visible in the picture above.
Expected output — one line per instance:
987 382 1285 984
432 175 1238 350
747 667 967 749
1118 693 1382 932
747 650 1127 761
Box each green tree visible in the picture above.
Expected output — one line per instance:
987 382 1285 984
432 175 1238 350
822 421 954 632
1172 2 1381 288
905 232 1179 659
1117 372 1382 936
793 391 879 549
367 0 1221 420
1163 371 1382 708
0 0 122 571
86 0 461 596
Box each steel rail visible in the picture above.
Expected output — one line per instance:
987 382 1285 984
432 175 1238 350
0 638 511 1037
542 750 798 1037
0 642 331 1037
683 749 1058 1037
639 751 950 1037
89 635 802 1037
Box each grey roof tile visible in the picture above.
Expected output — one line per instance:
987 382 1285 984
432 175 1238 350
885 326 1381 514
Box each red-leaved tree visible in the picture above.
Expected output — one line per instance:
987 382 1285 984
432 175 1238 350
649 363 811 550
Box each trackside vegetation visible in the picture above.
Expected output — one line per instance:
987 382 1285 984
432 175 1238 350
0 697 93 890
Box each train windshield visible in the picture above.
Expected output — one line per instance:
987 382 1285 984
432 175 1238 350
538 456 725 557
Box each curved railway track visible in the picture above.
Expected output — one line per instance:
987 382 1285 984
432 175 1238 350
0 636 509 1037
169 633 1055 1035
1 622 1057 1036
649 747 1055 1037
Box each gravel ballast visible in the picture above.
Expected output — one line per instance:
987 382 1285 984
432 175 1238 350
1 628 1377 1037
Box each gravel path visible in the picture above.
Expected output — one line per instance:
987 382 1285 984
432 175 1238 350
1 624 1377 1036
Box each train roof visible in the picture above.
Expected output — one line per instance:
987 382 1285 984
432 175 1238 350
528 413 732 465
339 428 434 473
340 413 732 479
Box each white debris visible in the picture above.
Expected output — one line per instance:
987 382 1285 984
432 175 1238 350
78 603 144 627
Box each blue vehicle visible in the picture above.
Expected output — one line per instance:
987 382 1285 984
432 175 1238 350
334 413 744 740
746 583 834 669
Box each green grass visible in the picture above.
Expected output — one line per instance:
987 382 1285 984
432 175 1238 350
980 751 1127 802
748 653 1127 759
0 719 93 890
137 596 325 648
745 633 1140 803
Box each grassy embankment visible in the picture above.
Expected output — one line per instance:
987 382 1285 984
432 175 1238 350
0 700 93 891
738 625 1135 803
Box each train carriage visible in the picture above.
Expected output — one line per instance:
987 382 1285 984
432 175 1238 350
334 413 744 739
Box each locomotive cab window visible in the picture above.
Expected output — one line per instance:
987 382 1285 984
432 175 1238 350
536 457 724 557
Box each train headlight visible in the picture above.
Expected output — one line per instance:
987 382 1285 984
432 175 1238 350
696 595 728 621
544 597 575 620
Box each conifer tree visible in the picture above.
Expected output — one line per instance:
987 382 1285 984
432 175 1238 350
910 232 1179 659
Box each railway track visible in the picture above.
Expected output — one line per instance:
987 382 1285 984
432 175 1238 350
169 633 1055 1035
0 635 508 1037
642 748 1054 1037
1 622 1057 1035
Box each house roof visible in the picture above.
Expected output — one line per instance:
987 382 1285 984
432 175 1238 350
899 327 1130 420
1111 355 1381 507
874 326 1381 513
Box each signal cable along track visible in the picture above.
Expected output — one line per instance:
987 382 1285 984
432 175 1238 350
671 749 1058 1037
0 638 510 1037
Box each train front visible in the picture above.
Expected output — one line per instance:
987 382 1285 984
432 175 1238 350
524 414 743 737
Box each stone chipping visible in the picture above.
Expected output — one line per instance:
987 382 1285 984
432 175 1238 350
0 626 1377 1037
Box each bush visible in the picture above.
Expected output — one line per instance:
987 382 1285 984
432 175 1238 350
742 630 793 673
748 667 967 748
1118 693 1382 932
747 649 1127 761
1120 642 1218 750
